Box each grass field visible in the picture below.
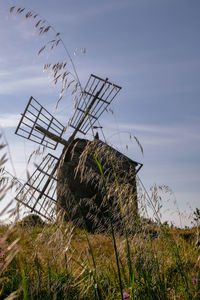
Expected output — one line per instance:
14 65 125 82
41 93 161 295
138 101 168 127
0 218 199 299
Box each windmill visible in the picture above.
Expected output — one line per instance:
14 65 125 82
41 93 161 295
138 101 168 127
15 74 142 232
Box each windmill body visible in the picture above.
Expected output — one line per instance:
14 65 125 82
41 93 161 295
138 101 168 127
58 137 142 232
15 74 142 232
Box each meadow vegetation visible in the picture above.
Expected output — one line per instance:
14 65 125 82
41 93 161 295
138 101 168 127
0 214 199 299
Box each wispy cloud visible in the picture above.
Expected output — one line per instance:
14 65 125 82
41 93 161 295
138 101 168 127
0 76 51 95
107 121 200 139
0 114 20 128
0 64 55 95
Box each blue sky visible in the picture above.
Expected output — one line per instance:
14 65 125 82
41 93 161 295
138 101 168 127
0 0 199 226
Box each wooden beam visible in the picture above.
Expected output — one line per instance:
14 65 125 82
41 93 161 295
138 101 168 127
35 125 69 147
68 78 108 143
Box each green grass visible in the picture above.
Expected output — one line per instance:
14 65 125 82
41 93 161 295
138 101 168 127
0 222 199 299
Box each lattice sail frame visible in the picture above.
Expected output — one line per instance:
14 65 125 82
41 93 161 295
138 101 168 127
15 154 58 221
69 74 121 135
15 97 65 150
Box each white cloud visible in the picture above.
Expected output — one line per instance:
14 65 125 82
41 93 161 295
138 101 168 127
0 76 51 95
103 121 200 147
0 63 53 95
0 114 20 128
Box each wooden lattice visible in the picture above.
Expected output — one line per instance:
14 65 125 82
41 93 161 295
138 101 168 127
70 74 121 134
15 154 59 220
15 97 65 150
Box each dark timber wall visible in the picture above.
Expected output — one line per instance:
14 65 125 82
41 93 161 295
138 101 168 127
57 138 139 233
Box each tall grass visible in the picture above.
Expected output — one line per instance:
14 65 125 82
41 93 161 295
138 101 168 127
0 220 199 299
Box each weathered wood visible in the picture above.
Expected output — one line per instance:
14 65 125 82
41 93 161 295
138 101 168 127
57 138 139 233
68 78 108 143
35 125 69 146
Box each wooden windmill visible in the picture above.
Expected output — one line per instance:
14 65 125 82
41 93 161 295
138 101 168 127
15 74 142 232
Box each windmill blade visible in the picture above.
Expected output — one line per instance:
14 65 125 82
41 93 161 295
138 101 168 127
69 74 121 135
15 154 59 221
15 96 65 150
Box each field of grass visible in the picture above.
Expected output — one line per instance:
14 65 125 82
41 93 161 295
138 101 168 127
0 219 199 299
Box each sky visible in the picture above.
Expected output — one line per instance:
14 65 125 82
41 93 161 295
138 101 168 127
0 0 199 226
